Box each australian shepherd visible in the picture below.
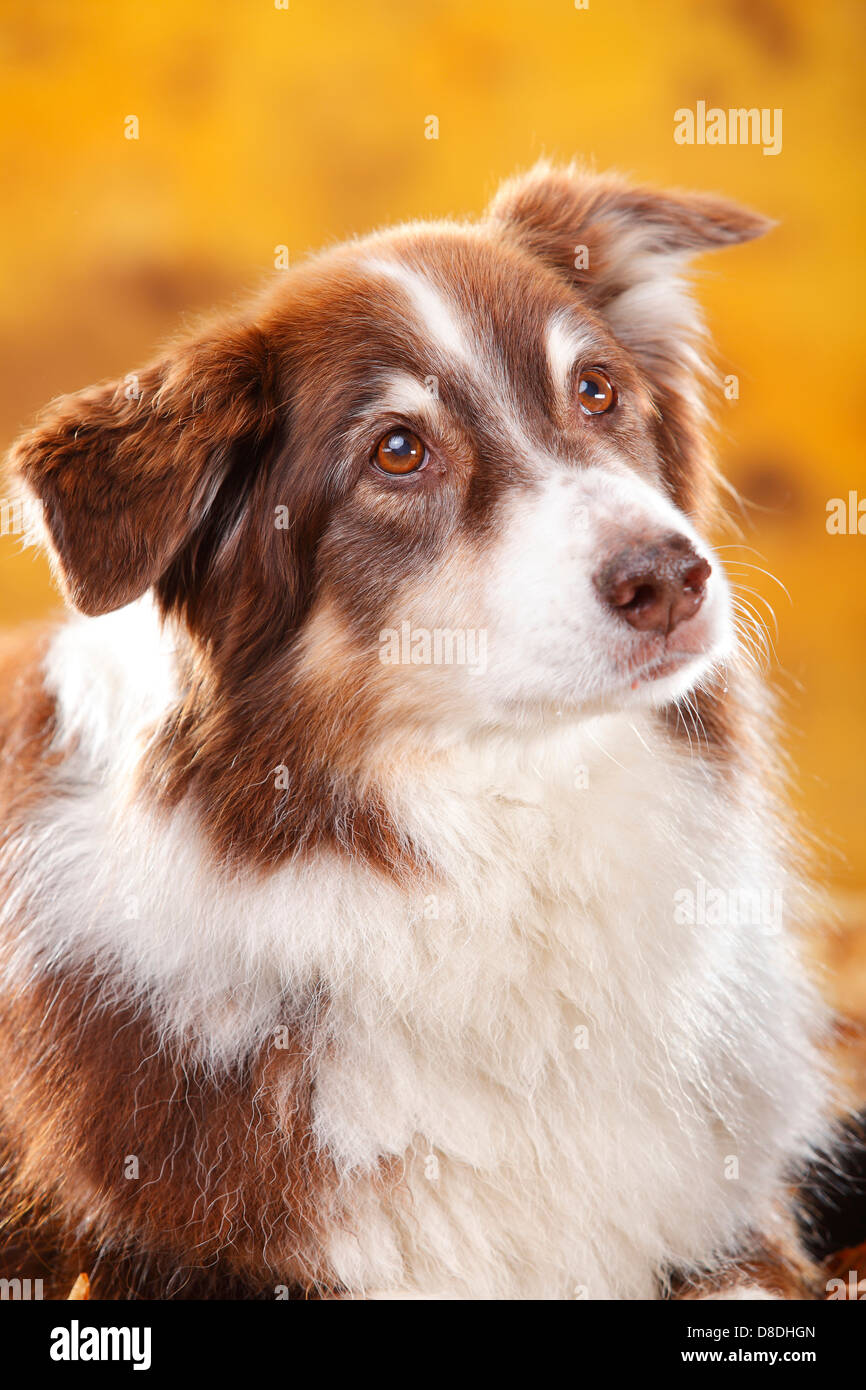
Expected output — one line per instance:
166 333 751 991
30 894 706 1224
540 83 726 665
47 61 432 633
0 162 831 1299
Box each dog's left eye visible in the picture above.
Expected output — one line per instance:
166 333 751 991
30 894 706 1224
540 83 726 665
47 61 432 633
373 429 427 475
577 369 616 415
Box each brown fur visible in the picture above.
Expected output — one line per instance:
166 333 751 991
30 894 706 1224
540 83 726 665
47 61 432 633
669 1217 824 1300
0 627 60 825
0 164 835 1299
9 167 764 870
0 644 347 1298
0 952 347 1298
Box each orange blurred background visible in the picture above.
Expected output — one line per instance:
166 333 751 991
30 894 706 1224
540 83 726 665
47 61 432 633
0 0 864 1006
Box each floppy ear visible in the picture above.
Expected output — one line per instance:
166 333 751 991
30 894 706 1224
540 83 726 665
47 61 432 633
487 159 772 376
9 319 278 616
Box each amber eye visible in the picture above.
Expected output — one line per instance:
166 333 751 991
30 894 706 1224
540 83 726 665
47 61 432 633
373 429 427 475
577 369 615 415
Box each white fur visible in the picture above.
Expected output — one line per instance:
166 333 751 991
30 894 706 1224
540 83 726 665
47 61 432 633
478 464 734 715
370 371 446 426
1 592 827 1298
370 461 734 732
1 232 828 1299
364 258 470 362
363 253 544 467
545 312 601 399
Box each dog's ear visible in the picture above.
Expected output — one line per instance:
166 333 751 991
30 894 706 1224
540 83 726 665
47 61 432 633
487 160 772 372
488 159 771 292
489 162 772 514
9 319 278 616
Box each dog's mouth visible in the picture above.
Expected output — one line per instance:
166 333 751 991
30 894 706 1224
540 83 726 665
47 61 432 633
615 628 718 692
626 651 698 689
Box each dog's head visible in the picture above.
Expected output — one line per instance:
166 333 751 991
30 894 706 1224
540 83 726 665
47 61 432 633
10 163 769 856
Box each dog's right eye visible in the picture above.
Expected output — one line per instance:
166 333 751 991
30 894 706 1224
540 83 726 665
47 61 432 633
577 369 616 415
373 429 427 475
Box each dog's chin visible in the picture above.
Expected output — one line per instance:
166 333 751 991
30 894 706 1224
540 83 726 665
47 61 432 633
627 652 719 708
480 604 732 729
563 619 731 720
606 627 731 712
493 651 722 731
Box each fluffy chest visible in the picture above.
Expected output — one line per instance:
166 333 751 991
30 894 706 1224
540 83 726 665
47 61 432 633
4 648 823 1296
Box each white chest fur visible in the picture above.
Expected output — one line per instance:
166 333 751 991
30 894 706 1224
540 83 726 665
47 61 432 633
4 604 827 1298
314 725 827 1297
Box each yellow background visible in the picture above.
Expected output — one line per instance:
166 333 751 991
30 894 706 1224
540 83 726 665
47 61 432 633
0 1 863 953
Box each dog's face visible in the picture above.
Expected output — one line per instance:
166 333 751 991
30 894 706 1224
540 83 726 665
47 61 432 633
12 163 768 774
302 233 729 729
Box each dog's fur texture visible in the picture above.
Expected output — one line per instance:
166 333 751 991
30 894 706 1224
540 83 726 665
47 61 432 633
0 162 833 1299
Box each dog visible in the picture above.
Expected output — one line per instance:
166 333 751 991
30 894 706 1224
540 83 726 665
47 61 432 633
0 161 831 1300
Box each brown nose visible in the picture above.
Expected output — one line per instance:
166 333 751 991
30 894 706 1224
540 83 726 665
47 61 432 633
594 534 711 635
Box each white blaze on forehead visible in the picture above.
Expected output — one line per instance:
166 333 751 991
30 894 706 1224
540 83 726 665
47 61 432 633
364 257 470 361
375 371 445 425
545 312 603 398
